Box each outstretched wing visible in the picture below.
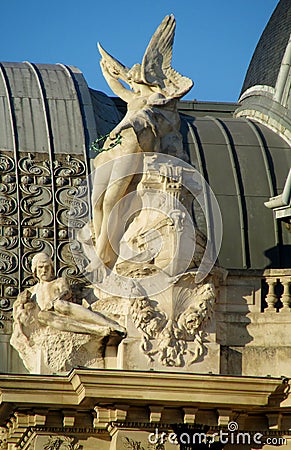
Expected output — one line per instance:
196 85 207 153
141 14 193 98
98 42 130 84
163 66 194 98
141 14 175 88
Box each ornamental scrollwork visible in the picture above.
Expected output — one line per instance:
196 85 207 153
0 230 18 250
22 244 55 272
57 242 88 281
18 153 51 176
0 174 16 195
122 436 164 450
56 187 88 228
0 154 15 173
43 436 80 450
0 196 17 216
54 154 86 177
0 250 18 274
20 186 53 227
0 151 90 332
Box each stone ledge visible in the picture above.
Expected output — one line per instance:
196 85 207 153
0 369 284 419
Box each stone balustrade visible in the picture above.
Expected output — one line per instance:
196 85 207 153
262 270 291 312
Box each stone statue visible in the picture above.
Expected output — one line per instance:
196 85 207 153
75 15 225 371
86 14 193 272
10 252 126 373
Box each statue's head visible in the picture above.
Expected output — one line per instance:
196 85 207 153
128 63 142 85
31 252 54 282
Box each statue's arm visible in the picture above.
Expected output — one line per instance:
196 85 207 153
100 60 133 104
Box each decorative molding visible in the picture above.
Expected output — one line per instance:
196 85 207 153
0 370 283 410
43 436 80 450
122 436 163 450
131 279 215 367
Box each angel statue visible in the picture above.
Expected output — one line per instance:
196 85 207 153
86 14 193 274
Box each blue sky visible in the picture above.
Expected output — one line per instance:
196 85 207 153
1 0 278 102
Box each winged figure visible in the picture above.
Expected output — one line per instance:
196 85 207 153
98 14 193 99
83 15 193 275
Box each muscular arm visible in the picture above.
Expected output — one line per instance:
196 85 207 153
100 61 133 104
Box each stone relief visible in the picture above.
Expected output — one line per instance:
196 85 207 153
122 436 164 450
10 252 126 373
43 436 80 450
130 277 215 367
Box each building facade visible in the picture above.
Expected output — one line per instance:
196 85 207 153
0 1 290 449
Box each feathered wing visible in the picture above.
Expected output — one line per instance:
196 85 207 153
141 14 175 87
97 42 130 85
164 66 194 98
141 14 193 98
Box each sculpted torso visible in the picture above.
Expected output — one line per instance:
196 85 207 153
13 253 126 337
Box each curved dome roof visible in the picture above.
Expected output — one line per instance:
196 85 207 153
179 112 291 270
241 0 291 95
0 62 125 328
0 62 99 156
0 61 290 320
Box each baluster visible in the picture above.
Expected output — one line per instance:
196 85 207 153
265 278 278 310
281 279 291 310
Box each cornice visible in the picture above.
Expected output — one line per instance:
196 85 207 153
0 369 285 412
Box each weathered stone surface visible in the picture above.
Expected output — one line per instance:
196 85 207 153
80 14 226 364
85 151 222 371
10 253 125 374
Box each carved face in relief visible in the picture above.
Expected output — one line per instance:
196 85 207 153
31 253 54 282
177 282 216 336
183 310 202 335
36 260 53 281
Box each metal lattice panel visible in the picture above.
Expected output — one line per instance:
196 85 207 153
0 62 98 334
0 151 89 332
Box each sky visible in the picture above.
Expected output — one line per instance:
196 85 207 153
0 0 279 102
